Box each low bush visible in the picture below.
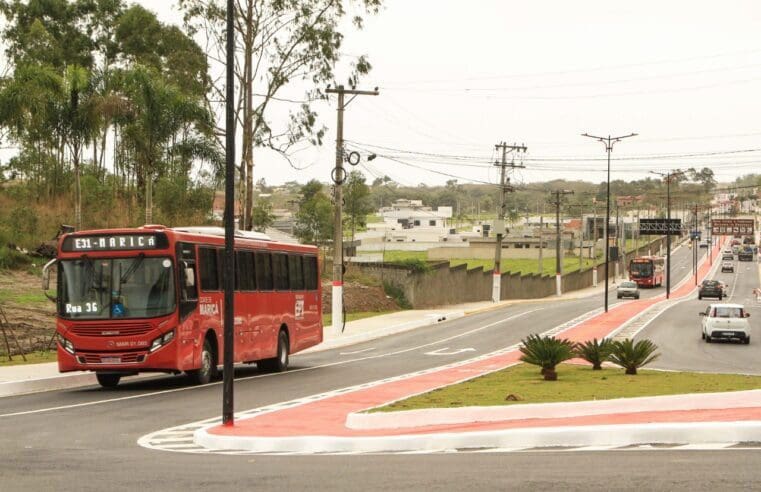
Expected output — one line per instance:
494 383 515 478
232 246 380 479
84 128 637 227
609 338 660 375
519 334 575 381
574 338 613 370
383 281 411 310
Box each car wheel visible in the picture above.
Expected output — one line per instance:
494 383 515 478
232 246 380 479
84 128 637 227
635 294 640 299
701 331 705 340
744 336 750 345
698 295 702 300
718 294 723 300
706 334 712 343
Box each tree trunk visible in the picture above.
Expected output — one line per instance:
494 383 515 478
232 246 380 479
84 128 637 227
543 367 558 381
592 363 602 370
243 0 254 230
73 142 82 230
145 166 153 224
625 367 637 375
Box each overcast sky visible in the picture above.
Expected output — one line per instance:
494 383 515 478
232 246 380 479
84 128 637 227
18 1 761 187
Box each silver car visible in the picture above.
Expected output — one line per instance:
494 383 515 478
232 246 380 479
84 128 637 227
617 281 640 299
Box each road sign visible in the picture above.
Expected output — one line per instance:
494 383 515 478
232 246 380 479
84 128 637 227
710 219 754 236
639 218 682 235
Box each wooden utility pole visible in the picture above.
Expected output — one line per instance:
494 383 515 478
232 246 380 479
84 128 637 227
325 85 379 330
492 142 526 302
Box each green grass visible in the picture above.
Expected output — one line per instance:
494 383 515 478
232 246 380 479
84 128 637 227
0 350 57 367
373 363 761 412
322 310 394 327
366 214 383 224
381 250 428 263
450 256 599 276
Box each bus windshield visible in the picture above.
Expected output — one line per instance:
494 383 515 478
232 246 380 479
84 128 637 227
629 261 653 277
59 257 176 319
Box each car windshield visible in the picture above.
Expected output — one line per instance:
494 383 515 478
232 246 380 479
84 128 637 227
702 280 718 287
629 262 652 276
59 257 175 319
620 282 636 288
713 306 744 318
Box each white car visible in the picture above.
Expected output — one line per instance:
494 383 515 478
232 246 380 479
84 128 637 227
700 303 751 344
721 261 734 273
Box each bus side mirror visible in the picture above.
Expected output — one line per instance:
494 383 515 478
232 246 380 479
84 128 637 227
185 268 195 288
41 259 57 302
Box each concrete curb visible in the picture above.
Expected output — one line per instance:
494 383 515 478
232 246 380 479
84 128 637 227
193 420 761 454
345 390 761 430
0 372 99 397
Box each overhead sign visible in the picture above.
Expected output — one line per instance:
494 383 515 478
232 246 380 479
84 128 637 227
639 218 682 235
61 233 168 252
711 219 754 236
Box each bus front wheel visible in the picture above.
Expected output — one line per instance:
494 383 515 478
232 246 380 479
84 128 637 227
188 339 216 385
96 373 121 388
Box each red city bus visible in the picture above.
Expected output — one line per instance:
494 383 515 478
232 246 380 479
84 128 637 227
628 256 665 287
42 225 323 388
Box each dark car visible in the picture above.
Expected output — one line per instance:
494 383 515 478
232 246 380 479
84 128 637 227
738 247 754 261
698 280 723 300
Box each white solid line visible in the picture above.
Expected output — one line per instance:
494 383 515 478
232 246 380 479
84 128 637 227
2 308 541 419
339 347 376 355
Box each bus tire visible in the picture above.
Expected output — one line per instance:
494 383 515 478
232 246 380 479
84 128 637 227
258 330 289 373
96 373 121 388
188 339 216 385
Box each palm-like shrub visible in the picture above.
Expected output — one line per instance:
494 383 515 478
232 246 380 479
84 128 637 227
608 338 660 375
574 338 613 370
519 334 575 381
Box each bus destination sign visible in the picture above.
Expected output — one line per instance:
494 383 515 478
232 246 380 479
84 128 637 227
62 233 168 252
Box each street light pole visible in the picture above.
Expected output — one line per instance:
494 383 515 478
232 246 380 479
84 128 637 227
581 133 638 312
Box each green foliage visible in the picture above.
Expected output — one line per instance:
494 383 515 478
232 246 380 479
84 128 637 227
519 334 575 381
382 281 411 310
0 245 31 270
154 177 214 226
609 338 660 375
343 170 373 240
574 338 613 370
251 198 275 232
294 180 334 245
388 257 431 273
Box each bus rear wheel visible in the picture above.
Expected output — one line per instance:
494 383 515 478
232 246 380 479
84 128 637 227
258 330 289 373
188 339 216 385
96 373 121 388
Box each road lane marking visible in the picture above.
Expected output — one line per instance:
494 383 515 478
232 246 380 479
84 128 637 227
424 348 476 356
339 347 376 355
1 308 542 419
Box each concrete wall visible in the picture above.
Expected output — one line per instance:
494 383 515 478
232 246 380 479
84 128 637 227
355 236 667 308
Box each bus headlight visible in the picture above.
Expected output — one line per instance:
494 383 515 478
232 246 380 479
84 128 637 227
149 329 175 353
58 334 75 355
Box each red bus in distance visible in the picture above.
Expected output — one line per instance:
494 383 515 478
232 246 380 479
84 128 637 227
628 256 665 288
43 225 323 388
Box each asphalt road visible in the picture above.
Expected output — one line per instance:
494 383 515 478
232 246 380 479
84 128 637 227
2 243 758 491
636 253 761 374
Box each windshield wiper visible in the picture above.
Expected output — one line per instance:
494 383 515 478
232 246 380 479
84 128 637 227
119 253 146 285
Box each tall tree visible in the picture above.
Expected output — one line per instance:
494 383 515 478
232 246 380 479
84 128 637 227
179 0 381 230
118 66 216 223
343 170 372 241
294 179 333 245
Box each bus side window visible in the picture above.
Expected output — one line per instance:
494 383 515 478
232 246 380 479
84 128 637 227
303 256 318 290
288 255 304 291
177 242 198 320
255 252 273 291
199 247 220 291
237 251 256 291
273 253 289 291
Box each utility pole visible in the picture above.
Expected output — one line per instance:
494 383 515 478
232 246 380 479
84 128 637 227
650 170 683 299
592 204 598 286
325 85 379 332
492 142 526 302
551 190 574 296
538 214 544 275
694 203 699 285
581 132 637 312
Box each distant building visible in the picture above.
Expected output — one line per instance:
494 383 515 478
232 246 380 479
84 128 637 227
380 199 453 229
615 195 644 207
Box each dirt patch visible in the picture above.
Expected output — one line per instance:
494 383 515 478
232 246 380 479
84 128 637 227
321 281 400 314
0 270 57 356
